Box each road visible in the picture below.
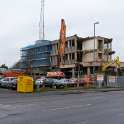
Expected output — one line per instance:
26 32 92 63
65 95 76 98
0 89 124 124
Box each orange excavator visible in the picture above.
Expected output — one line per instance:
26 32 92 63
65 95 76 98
58 19 66 66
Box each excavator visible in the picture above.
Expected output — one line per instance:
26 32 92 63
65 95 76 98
48 19 66 77
58 19 66 66
102 56 121 86
102 56 120 72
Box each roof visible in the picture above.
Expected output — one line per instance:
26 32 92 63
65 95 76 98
51 34 80 44
83 36 112 42
21 35 113 50
51 35 112 44
21 40 51 50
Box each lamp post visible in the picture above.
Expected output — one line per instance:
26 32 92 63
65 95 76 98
93 22 99 85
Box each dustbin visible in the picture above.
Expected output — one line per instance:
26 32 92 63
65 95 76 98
17 76 34 93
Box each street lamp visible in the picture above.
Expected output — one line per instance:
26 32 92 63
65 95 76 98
93 22 99 84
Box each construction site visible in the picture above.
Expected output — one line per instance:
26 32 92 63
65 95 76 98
1 0 124 89
1 1 124 124
17 0 124 87
20 19 124 75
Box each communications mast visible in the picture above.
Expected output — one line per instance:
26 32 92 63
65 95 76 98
39 0 45 40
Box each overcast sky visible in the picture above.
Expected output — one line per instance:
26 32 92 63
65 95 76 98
0 0 124 67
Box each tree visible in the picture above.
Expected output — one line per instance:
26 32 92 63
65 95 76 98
0 64 8 69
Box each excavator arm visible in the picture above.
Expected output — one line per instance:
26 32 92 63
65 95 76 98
102 56 120 72
58 19 66 66
102 61 114 72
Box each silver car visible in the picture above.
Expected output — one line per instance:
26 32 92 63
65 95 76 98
53 79 69 88
35 78 45 88
0 77 17 88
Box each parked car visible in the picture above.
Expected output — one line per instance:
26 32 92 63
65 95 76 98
35 78 45 88
69 78 77 84
0 77 3 86
44 78 57 88
0 77 3 80
53 78 69 88
11 78 17 90
0 77 17 88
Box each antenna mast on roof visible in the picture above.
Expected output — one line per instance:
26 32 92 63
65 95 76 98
39 0 45 40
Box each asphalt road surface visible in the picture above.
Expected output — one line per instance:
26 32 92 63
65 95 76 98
0 89 124 124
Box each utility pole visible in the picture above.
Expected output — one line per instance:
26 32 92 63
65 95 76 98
39 0 45 40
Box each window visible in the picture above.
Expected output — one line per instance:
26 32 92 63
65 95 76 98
77 53 82 62
3 78 9 82
22 51 27 56
38 47 40 52
50 57 53 63
69 53 71 60
104 43 108 49
65 54 68 60
65 42 68 48
72 40 75 47
77 41 82 50
72 53 75 60
104 43 111 49
98 53 102 59
68 40 71 48
98 40 103 51
57 43 58 49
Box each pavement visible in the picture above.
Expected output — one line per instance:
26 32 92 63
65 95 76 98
0 88 124 124
37 87 124 95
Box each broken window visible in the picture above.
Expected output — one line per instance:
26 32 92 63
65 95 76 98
77 52 82 62
72 40 75 47
98 40 103 51
72 53 75 60
77 41 82 50
98 53 102 59
57 43 58 50
65 54 68 60
68 40 71 48
65 42 68 48
69 53 71 60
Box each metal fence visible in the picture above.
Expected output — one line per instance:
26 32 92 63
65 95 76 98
117 76 124 88
96 75 124 88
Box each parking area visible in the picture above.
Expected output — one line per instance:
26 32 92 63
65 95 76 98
1 88 124 124
0 76 86 92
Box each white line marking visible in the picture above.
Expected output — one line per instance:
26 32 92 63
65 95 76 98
0 104 16 110
87 104 92 106
50 104 92 111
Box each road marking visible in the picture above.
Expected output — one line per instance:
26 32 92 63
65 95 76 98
50 104 92 111
0 104 17 110
87 104 91 106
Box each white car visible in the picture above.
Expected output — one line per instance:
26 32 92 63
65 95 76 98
53 79 69 88
0 77 17 88
35 78 45 88
69 78 77 84
57 79 69 84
